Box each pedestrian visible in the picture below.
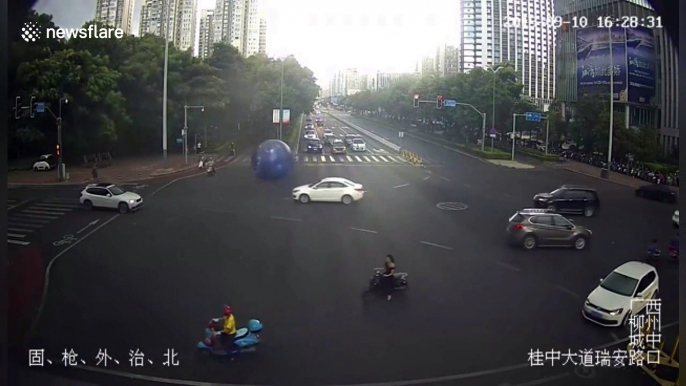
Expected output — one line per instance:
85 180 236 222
197 141 202 155
91 163 99 182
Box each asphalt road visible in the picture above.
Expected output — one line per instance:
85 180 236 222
12 113 679 385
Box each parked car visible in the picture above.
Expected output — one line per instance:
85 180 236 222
80 183 143 213
635 184 678 204
292 177 364 205
506 208 592 250
582 261 659 327
533 185 600 217
32 154 56 171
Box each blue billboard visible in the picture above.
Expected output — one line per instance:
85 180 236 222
626 27 656 105
576 27 627 102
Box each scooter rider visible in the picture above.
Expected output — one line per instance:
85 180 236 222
382 254 396 301
219 305 237 351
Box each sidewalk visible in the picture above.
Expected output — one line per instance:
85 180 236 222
548 160 678 191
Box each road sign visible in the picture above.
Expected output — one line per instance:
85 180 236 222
443 99 457 107
282 109 291 124
489 128 497 135
176 138 183 144
35 102 45 113
399 131 404 138
525 112 542 122
272 109 280 124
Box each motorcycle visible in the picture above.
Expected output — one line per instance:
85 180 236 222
362 268 408 296
197 318 263 358
206 165 216 176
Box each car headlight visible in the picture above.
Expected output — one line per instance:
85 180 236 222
584 299 592 307
129 199 135 204
608 308 623 316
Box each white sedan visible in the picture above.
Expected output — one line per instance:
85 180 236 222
351 138 366 152
33 154 55 171
80 183 143 213
292 177 364 205
582 261 659 327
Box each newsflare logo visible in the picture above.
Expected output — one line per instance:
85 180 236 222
21 22 124 42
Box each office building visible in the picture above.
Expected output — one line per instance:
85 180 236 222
555 0 678 153
460 0 556 106
95 0 134 34
258 14 267 54
415 56 436 75
436 44 461 76
198 9 214 59
139 0 196 51
330 71 346 98
211 0 261 57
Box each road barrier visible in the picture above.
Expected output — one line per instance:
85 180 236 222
400 149 423 166
627 318 679 386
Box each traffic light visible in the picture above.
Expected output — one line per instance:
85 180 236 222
436 95 443 109
413 94 420 108
15 96 21 119
55 144 61 157
29 96 36 118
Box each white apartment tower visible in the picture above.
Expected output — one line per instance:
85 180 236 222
460 0 556 106
139 0 196 51
436 44 461 76
212 0 262 57
198 9 214 59
258 15 267 54
95 0 134 34
176 0 197 52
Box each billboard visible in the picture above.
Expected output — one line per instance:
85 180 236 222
626 27 656 105
576 27 628 102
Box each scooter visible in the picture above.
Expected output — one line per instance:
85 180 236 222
197 318 263 358
362 268 409 296
206 165 216 176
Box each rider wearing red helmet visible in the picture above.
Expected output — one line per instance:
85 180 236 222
218 305 237 351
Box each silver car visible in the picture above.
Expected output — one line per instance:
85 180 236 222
506 209 592 250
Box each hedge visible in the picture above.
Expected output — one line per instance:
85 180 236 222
518 148 560 162
645 162 679 174
285 115 302 150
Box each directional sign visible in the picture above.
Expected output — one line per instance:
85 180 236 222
176 137 183 144
35 102 45 113
525 112 542 122
399 131 404 138
443 99 457 107
489 128 497 135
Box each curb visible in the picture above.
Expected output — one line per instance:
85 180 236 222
560 167 639 189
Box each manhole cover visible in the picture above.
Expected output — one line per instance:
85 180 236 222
436 202 468 211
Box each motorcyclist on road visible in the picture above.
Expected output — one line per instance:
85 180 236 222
669 233 679 259
647 239 661 258
220 305 237 350
382 254 396 301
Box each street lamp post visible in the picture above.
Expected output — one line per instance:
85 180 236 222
279 58 285 140
184 105 205 165
603 27 615 178
484 66 504 151
162 0 172 160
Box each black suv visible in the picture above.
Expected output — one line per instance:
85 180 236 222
306 139 323 153
533 185 600 217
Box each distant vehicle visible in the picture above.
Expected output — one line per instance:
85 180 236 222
506 208 592 250
582 261 659 327
80 183 143 214
323 133 336 145
673 210 679 228
303 130 317 140
304 123 315 130
323 128 333 135
635 184 677 204
292 177 364 205
316 118 324 126
344 134 360 146
332 139 347 154
533 185 600 217
32 154 56 171
306 139 323 153
351 138 366 152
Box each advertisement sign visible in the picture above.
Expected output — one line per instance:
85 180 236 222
626 27 656 105
282 109 291 124
576 27 627 102
272 109 280 124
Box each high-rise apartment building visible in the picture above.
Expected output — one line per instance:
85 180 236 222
211 0 262 57
258 14 267 54
460 0 556 107
368 72 403 91
330 71 347 98
436 44 461 76
198 9 214 59
415 56 436 75
345 68 363 95
139 0 196 52
95 0 134 34
555 0 678 154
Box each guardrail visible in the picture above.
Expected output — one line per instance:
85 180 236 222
326 113 401 152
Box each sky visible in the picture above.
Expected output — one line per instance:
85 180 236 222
34 0 460 87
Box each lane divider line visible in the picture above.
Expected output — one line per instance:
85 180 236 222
419 241 454 250
350 227 378 234
271 216 302 222
393 183 410 189
494 262 521 272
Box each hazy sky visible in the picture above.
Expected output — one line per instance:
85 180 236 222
34 0 460 86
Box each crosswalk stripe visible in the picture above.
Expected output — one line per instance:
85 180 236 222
8 233 26 238
8 228 35 233
379 156 389 162
320 155 326 162
8 221 44 228
329 156 335 162
43 197 79 203
304 156 309 162
8 240 31 246
338 156 345 162
354 156 362 162
363 156 372 162
389 156 400 162
294 155 299 162
34 203 80 209
313 156 318 163
14 213 58 220
22 209 67 216
370 156 380 162
9 217 49 224
346 156 353 162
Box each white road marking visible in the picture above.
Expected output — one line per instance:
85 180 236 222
8 199 30 211
378 156 389 162
610 332 620 342
8 221 44 228
43 197 80 202
8 233 26 238
8 240 30 246
320 155 326 162
22 209 67 216
420 241 454 250
347 156 353 162
313 156 318 163
294 155 299 162
77 219 101 234
338 156 346 162
34 202 80 209
495 262 521 272
27 214 121 341
350 227 378 234
363 156 372 162
423 175 430 180
329 156 335 162
371 156 380 162
8 228 35 233
394 183 410 189
271 216 302 222
555 286 581 299
304 156 309 162
440 176 451 182
14 213 58 220
354 156 362 162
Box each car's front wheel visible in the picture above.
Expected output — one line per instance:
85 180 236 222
299 194 310 204
573 236 588 250
341 195 353 205
83 200 93 211
118 202 129 214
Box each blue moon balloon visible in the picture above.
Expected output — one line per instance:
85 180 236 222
251 139 294 179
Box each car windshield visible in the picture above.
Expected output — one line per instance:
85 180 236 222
353 139 364 143
334 140 343 145
309 140 320 145
600 272 638 297
305 130 314 134
109 186 125 196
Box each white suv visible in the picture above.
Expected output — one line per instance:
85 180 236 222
351 138 366 152
80 183 143 213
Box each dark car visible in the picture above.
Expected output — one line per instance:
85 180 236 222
506 208 592 250
306 139 323 153
635 184 678 203
344 134 360 146
533 185 600 217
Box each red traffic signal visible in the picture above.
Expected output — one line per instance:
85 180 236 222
436 95 443 109
413 93 420 108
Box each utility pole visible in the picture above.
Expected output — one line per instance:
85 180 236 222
604 27 615 178
162 0 172 160
279 58 285 140
184 104 205 164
